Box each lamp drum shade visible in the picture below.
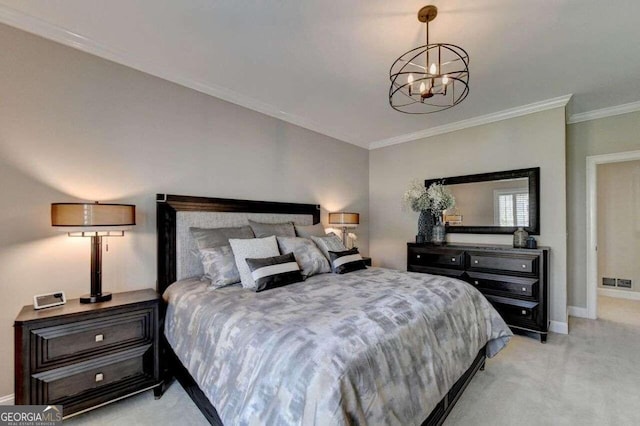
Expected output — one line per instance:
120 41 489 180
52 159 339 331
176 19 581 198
51 203 135 229
328 212 360 226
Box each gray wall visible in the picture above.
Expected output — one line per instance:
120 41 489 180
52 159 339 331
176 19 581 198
597 161 640 293
369 108 568 326
0 24 369 397
566 111 640 307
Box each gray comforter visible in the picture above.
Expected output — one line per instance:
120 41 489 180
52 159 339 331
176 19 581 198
163 267 511 426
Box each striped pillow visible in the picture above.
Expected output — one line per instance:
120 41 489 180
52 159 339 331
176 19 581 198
329 248 367 274
245 253 303 292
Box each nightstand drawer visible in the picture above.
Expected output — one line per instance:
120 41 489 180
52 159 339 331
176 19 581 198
467 271 538 299
467 253 538 275
32 309 154 370
31 345 154 406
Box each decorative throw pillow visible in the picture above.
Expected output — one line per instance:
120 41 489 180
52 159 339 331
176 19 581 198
229 236 280 289
310 233 347 260
248 220 296 238
199 246 241 288
245 253 303 292
277 236 330 278
294 223 326 238
190 226 255 249
329 248 367 274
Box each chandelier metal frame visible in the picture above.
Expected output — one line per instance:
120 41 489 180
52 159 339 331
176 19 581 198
389 5 470 114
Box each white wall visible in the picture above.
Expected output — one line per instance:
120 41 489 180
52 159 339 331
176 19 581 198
0 24 369 397
566 111 640 308
597 160 640 292
369 108 568 327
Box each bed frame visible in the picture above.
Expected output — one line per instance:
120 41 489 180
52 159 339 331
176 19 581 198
156 193 486 426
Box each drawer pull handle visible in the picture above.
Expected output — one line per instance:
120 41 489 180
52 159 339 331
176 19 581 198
474 281 479 285
416 255 421 259
451 258 456 262
522 287 527 292
522 264 527 269
95 334 104 342
521 310 527 315
95 373 104 382
474 260 479 264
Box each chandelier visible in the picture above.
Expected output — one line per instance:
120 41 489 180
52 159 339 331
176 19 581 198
389 5 470 114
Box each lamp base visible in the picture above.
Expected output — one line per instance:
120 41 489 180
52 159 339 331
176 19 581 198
80 292 112 304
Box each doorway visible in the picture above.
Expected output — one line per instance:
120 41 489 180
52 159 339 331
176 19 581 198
586 150 640 320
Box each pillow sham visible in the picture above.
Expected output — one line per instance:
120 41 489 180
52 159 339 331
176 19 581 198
329 248 367 274
190 226 255 249
294 223 326 238
310 232 347 260
245 252 303 292
229 236 280 289
277 236 330 278
199 246 241 288
248 220 296 238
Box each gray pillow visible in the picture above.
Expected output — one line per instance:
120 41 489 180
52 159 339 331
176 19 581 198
190 226 255 249
277 236 331 279
310 233 347 261
229 236 280 289
248 220 296 238
199 246 241 288
294 223 327 238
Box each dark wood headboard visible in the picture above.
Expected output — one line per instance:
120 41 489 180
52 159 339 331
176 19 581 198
156 194 321 294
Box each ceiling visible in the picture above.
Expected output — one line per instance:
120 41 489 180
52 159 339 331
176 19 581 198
2 0 640 149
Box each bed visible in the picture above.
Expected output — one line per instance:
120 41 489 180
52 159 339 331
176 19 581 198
156 194 512 425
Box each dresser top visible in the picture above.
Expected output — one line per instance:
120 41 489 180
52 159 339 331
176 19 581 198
15 288 160 325
407 242 549 252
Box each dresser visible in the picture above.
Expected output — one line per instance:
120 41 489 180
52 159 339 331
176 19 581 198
14 289 162 417
407 243 549 342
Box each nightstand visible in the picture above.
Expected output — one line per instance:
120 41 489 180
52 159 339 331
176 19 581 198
362 256 372 266
14 289 162 418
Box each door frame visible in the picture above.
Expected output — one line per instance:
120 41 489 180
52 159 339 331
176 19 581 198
586 150 640 319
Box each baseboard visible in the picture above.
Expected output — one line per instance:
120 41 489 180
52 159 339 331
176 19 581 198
549 321 568 335
568 305 590 318
0 394 14 405
598 288 640 301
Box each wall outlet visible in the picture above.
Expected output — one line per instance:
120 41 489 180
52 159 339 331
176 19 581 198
617 279 632 289
602 277 616 287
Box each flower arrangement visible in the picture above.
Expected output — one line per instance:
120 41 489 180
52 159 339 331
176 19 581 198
403 179 431 212
403 180 455 213
426 183 456 215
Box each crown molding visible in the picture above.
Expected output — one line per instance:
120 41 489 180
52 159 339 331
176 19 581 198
0 5 362 147
567 100 640 124
369 94 573 150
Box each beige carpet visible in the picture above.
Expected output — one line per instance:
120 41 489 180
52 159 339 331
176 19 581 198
66 296 640 426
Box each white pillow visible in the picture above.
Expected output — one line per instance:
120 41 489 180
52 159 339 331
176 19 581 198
229 236 280 290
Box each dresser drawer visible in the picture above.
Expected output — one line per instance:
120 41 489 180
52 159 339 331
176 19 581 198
408 265 466 279
31 345 154 408
467 271 538 299
409 248 465 269
467 252 538 275
485 295 539 328
32 309 154 370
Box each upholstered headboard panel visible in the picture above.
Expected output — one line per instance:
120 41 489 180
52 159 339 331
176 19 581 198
157 194 320 294
176 211 313 281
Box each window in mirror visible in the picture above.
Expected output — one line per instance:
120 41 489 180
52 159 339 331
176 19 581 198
494 187 529 226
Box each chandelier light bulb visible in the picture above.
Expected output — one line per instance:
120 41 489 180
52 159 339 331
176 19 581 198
408 73 414 85
442 74 449 85
429 63 437 75
419 81 426 93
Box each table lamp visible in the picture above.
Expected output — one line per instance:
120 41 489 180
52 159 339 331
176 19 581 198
328 212 359 246
51 202 135 303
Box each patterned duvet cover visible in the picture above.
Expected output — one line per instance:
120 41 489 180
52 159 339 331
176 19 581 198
163 267 511 426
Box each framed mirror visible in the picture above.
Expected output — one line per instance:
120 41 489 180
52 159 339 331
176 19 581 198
425 167 540 235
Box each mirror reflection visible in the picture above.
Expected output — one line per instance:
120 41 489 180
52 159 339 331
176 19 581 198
445 178 529 227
